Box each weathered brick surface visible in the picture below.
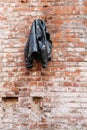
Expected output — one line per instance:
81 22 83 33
0 0 87 129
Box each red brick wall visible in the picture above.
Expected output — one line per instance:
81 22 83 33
0 0 87 129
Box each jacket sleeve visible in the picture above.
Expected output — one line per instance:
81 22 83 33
45 29 52 61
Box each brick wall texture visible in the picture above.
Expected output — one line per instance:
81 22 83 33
0 0 87 130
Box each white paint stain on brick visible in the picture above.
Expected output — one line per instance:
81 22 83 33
30 0 42 17
78 0 84 5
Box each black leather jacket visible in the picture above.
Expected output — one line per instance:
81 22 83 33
24 19 52 68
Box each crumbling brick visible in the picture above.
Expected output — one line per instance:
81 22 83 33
0 0 87 130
